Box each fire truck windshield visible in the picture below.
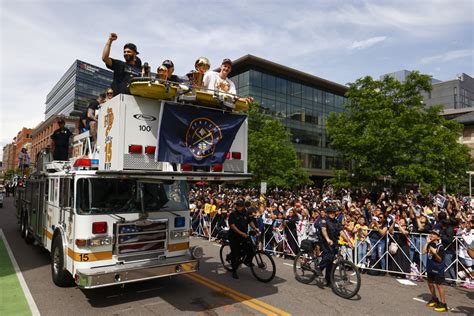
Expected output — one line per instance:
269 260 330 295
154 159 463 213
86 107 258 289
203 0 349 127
76 178 188 215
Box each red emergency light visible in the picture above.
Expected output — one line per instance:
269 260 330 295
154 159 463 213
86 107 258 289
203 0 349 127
129 145 143 154
74 158 91 167
181 164 193 171
92 222 107 234
225 152 231 160
145 146 156 155
212 164 223 172
232 152 242 159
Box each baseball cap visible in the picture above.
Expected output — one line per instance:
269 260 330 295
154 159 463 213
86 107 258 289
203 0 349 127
123 43 139 54
222 58 232 66
162 60 174 68
430 228 441 236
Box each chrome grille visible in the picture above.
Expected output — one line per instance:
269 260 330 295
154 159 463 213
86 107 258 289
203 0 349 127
115 219 167 257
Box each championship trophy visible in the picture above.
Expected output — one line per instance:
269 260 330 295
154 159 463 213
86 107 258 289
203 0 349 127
155 65 168 83
187 57 210 89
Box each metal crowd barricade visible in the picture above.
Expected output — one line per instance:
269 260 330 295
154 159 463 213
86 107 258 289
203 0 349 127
191 212 472 285
261 223 300 257
190 211 208 238
352 230 472 285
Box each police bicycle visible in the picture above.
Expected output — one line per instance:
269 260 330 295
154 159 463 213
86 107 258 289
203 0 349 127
293 239 361 299
219 230 276 282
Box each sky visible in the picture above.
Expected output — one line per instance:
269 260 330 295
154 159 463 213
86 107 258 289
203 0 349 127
1 0 473 160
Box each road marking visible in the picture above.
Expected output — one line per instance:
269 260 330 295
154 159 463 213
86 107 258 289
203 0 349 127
0 229 40 316
186 273 291 316
397 279 417 286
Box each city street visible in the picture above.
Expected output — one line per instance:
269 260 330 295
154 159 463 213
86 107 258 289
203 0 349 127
1 196 472 316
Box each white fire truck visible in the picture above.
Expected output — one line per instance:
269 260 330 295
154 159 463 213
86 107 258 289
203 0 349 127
16 93 250 289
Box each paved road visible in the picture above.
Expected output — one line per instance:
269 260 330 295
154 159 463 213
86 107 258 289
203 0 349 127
1 196 473 315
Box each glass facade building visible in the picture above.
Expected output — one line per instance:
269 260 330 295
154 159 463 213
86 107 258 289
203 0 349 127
45 60 113 119
229 55 348 178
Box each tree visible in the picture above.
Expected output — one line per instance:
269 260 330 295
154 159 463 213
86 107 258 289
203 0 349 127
247 103 312 189
326 72 471 193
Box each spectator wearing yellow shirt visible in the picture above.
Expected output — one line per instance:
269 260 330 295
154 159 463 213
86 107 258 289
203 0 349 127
354 216 369 268
203 199 217 237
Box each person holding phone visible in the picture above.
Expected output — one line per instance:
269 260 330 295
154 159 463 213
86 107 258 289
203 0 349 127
423 229 448 312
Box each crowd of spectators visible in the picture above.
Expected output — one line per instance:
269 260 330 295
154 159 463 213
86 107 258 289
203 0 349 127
189 186 474 287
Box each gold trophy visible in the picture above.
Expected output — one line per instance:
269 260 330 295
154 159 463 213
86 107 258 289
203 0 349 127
189 57 210 89
155 65 168 83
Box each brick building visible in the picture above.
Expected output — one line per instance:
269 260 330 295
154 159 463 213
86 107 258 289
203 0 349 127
2 142 17 171
30 115 79 164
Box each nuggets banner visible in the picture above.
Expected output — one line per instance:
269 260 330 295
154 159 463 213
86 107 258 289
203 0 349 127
156 102 246 165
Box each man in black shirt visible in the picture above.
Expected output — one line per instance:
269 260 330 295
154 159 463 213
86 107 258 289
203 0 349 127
87 94 106 145
319 206 342 286
228 199 259 279
51 119 73 161
162 60 183 83
102 32 141 96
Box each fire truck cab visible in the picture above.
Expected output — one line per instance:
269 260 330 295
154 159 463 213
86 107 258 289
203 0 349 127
16 93 250 289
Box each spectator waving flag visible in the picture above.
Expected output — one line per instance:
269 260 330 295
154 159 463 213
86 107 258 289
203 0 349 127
156 102 246 165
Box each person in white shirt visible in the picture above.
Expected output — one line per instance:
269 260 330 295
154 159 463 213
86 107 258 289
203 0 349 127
203 58 237 94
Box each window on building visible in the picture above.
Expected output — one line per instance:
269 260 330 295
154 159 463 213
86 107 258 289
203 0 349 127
250 70 262 87
309 154 322 169
290 82 301 97
262 73 276 91
276 77 287 94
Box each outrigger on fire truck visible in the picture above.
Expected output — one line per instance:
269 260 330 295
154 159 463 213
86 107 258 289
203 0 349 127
15 60 251 289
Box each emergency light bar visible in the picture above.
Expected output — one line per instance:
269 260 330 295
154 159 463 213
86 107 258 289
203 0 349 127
73 158 99 169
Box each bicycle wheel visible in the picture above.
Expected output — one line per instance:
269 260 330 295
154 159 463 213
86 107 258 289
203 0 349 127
219 243 233 272
293 250 318 284
330 259 361 299
250 250 276 283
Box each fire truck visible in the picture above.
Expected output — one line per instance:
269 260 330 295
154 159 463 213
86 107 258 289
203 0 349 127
16 88 250 289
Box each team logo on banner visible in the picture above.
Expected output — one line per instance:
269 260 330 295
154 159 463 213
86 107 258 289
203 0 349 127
185 118 222 159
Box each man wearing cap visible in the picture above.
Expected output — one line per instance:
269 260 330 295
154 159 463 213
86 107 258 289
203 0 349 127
102 32 141 96
203 58 237 94
423 228 448 312
161 60 183 83
228 199 259 279
51 119 73 161
319 205 342 286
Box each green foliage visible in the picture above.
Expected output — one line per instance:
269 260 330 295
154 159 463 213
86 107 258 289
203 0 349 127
327 72 471 193
247 103 312 189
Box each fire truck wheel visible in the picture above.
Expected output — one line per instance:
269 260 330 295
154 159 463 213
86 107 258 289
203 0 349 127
51 235 73 287
20 211 26 239
23 213 34 245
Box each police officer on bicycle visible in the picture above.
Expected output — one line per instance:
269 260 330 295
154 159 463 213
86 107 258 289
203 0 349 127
319 205 342 286
228 199 259 279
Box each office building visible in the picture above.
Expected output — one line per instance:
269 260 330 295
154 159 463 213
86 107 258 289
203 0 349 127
382 70 473 110
45 60 113 119
230 55 348 179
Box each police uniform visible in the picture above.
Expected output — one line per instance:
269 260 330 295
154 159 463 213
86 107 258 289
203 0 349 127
228 208 252 272
319 213 342 285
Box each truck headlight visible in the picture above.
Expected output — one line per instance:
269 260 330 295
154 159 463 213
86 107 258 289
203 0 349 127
171 230 190 239
89 237 112 246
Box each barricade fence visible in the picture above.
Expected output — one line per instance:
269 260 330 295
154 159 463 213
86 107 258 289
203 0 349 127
190 212 473 285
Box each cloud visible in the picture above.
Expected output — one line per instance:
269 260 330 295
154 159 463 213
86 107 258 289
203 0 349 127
421 49 473 64
349 36 387 50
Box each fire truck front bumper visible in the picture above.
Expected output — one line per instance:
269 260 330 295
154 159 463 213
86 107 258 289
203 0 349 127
75 256 199 289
